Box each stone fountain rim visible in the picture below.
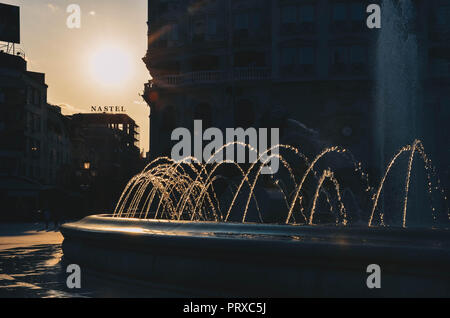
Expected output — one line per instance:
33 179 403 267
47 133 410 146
60 215 450 297
61 214 450 246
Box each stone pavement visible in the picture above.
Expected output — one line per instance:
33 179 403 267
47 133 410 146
0 222 92 298
0 222 184 298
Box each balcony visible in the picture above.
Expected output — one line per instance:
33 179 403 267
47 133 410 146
152 67 271 88
153 71 226 87
233 67 271 81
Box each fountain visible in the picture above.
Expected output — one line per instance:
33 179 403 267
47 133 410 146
61 140 450 297
60 0 449 296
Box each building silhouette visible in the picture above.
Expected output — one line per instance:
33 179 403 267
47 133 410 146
142 0 449 185
0 50 144 219
0 51 56 219
69 113 141 178
68 113 142 213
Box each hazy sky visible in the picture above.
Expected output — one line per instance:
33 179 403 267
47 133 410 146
1 0 150 152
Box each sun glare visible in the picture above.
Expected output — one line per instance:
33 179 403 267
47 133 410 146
89 46 133 87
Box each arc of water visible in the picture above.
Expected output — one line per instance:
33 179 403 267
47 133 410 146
308 169 347 226
227 144 309 223
368 144 412 227
190 159 263 222
179 142 264 221
113 138 447 228
153 162 199 219
402 140 419 228
241 153 297 223
285 147 347 224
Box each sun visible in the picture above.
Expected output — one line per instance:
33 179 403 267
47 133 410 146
89 45 133 87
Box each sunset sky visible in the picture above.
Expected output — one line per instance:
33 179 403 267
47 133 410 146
1 0 150 152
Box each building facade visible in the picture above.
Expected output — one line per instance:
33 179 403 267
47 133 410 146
0 52 48 182
143 0 449 182
68 113 142 212
0 51 144 218
0 51 75 218
0 51 49 218
46 104 72 186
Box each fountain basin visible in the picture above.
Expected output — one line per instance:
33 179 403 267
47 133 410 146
60 215 450 297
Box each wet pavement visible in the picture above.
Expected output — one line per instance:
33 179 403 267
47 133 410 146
0 243 93 298
0 223 186 298
0 222 93 298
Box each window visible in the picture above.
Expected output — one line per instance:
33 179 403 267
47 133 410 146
208 16 217 35
33 89 40 105
282 4 315 33
192 18 206 42
193 19 206 35
281 47 297 67
436 5 450 29
331 46 348 74
299 47 315 65
27 87 32 104
35 115 41 131
156 29 168 47
350 45 365 64
234 51 265 67
169 24 179 41
333 3 346 21
281 46 315 76
299 5 314 23
234 13 249 30
31 139 40 160
333 46 347 65
250 12 261 29
281 6 297 24
350 3 365 31
350 3 365 21
26 112 32 130
350 45 366 73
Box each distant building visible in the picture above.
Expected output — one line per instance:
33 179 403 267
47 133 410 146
0 50 144 218
143 0 450 180
68 113 143 212
0 51 50 218
69 113 140 170
46 104 71 186
0 51 48 181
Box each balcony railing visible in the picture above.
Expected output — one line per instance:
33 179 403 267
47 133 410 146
233 67 271 81
185 71 227 84
152 67 271 87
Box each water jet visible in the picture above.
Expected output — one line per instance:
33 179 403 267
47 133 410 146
61 140 449 297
